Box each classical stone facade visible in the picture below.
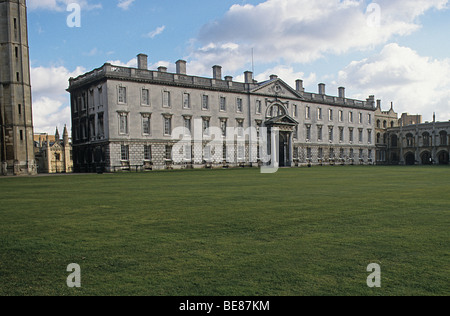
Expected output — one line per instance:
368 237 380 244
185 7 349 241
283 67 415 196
0 0 36 175
67 54 378 172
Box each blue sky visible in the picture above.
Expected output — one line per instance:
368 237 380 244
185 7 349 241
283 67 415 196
26 0 450 134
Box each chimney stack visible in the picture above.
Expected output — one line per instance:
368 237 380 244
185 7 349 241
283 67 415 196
318 83 326 95
176 60 187 75
338 87 346 99
296 80 305 93
158 66 167 73
137 54 148 70
225 76 233 82
212 65 222 80
376 99 381 109
244 71 253 84
270 74 278 80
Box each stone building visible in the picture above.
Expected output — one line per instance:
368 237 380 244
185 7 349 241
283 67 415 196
386 115 450 165
0 0 36 175
34 126 73 173
374 101 398 164
67 54 377 172
399 113 422 127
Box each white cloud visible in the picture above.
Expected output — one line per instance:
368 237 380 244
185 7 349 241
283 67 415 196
117 0 135 11
190 0 449 70
31 66 86 134
338 43 450 122
145 26 166 39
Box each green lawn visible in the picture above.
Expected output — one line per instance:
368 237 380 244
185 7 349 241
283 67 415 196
0 166 449 296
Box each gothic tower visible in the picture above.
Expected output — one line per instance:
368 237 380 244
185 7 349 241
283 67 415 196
0 0 35 175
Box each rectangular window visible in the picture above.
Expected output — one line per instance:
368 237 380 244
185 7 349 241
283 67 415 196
368 130 372 144
183 93 190 109
238 145 245 161
220 97 226 112
163 91 171 108
349 111 353 123
220 120 227 137
306 125 311 141
119 113 128 135
237 120 244 137
329 148 335 159
329 126 334 142
203 118 210 136
293 126 298 140
317 126 323 141
204 145 212 162
165 145 172 160
142 116 151 135
236 98 243 113
307 148 312 160
15 47 19 59
359 113 363 124
350 149 354 159
349 128 354 142
121 145 129 161
256 100 262 114
318 148 323 159
340 148 344 159
118 87 127 104
339 127 344 142
164 117 172 136
293 104 298 117
318 108 323 120
328 109 333 121
19 130 23 141
359 149 364 159
144 145 152 161
202 95 209 110
141 89 150 106
306 106 311 119
368 114 372 124
359 129 363 142
98 113 104 138
18 104 21 115
184 117 191 134
339 110 344 122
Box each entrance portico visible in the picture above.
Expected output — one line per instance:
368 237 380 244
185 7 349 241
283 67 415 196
264 114 299 167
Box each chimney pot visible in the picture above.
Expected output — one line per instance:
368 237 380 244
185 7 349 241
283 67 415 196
338 87 346 99
137 54 148 70
318 83 326 95
176 60 187 75
296 80 304 93
212 65 222 80
244 71 253 84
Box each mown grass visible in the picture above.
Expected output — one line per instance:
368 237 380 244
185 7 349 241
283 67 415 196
0 166 449 296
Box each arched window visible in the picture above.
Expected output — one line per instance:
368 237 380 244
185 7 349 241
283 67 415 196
423 132 430 147
383 121 387 129
377 120 381 128
406 133 414 147
391 121 395 128
439 131 448 146
376 133 381 144
266 104 287 118
391 135 398 147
